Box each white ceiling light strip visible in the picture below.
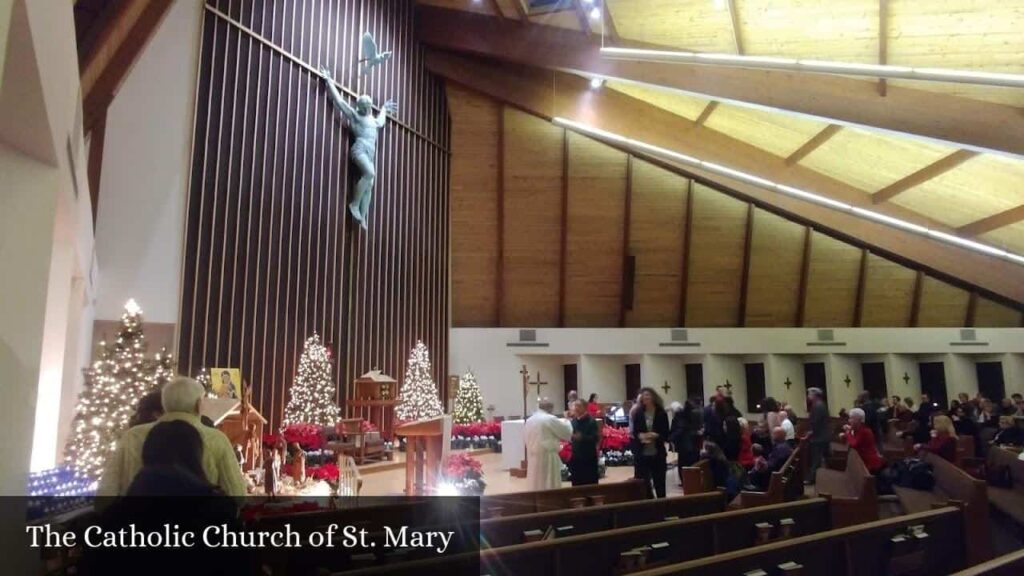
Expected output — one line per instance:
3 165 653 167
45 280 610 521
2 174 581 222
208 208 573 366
552 116 1024 266
601 46 1024 89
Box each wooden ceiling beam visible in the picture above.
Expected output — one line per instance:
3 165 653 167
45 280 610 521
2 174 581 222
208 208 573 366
872 149 978 204
416 6 1024 156
510 0 529 21
878 0 888 97
785 124 842 166
694 101 719 126
79 0 173 134
423 49 1024 303
489 0 505 18
957 205 1024 237
572 0 592 36
727 0 744 55
602 1 619 42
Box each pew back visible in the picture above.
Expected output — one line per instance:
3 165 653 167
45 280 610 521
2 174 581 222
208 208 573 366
635 507 966 576
815 448 879 527
481 479 648 517
951 549 1024 576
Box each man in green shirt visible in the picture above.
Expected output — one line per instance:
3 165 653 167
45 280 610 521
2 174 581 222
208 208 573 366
569 400 600 486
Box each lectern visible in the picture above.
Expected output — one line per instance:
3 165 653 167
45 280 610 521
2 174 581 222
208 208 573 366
394 415 451 495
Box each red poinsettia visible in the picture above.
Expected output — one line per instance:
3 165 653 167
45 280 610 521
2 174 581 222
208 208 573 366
600 426 630 451
444 452 483 479
452 421 501 438
360 420 378 433
281 423 325 450
262 433 280 449
559 441 572 463
309 462 339 482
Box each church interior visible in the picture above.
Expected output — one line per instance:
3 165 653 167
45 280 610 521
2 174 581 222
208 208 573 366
3 0 1024 574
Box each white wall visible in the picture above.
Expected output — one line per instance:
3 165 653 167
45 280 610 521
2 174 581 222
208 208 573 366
94 0 201 324
450 328 1024 418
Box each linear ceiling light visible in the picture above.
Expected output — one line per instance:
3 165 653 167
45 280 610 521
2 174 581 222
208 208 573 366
601 46 1024 89
551 116 1024 266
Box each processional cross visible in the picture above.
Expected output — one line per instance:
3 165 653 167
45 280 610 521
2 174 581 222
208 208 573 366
519 365 530 418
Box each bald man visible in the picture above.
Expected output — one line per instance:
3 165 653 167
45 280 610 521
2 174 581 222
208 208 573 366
524 399 572 491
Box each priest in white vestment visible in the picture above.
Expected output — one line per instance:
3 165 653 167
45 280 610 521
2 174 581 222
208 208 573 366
524 399 573 491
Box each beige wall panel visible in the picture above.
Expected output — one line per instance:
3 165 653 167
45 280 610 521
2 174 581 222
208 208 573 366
565 133 628 326
973 297 1023 327
685 184 747 327
625 160 687 327
917 276 970 327
744 209 804 327
448 85 500 327
860 254 916 327
804 232 861 326
502 108 563 326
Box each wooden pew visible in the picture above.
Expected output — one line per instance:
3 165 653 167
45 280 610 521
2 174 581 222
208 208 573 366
950 549 1024 576
814 448 879 527
737 438 807 508
679 459 714 495
985 445 1024 532
480 479 648 517
338 498 836 576
480 492 725 548
632 506 966 576
893 451 993 565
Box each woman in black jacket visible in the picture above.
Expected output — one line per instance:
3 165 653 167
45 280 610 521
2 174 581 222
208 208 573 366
632 387 671 498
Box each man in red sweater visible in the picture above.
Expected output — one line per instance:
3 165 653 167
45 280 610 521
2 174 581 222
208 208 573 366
840 407 884 473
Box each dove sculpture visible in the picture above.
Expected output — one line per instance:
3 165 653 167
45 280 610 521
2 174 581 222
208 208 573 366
360 32 392 76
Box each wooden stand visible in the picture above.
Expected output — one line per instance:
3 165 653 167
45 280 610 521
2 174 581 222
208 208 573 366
394 416 450 495
200 397 266 472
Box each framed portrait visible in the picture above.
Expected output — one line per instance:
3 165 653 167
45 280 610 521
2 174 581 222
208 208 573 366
211 367 241 399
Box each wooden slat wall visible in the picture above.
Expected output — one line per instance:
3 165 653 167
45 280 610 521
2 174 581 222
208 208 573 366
974 297 1023 327
501 108 563 326
625 160 687 327
917 276 971 327
446 87 1024 329
803 232 861 326
564 132 628 326
860 254 917 327
178 0 449 432
685 183 748 327
448 85 500 326
745 209 804 326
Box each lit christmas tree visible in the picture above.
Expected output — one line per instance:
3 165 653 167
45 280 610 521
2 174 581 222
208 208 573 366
64 299 175 480
282 334 341 427
453 370 485 424
394 340 444 422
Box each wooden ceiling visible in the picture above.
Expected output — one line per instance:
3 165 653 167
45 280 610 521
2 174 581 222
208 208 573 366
417 0 1024 263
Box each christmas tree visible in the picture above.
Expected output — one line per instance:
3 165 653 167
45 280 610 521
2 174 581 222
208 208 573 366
453 371 485 424
64 299 174 480
282 334 341 427
394 340 444 422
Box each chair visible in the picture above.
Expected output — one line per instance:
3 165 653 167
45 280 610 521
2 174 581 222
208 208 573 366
336 418 385 464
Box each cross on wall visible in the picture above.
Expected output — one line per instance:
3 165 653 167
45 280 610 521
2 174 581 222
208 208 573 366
784 377 792 390
661 381 671 395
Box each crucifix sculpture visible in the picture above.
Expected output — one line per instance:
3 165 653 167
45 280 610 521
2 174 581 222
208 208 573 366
784 377 792 390
529 372 548 405
844 375 852 388
661 381 671 395
519 365 530 418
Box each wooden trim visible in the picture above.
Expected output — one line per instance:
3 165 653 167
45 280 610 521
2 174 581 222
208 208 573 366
488 0 504 18
726 0 744 55
511 0 528 21
957 205 1024 237
878 0 888 97
872 150 978 204
694 101 719 127
86 110 107 228
602 2 619 42
796 227 813 327
679 179 694 326
559 128 569 327
854 249 869 327
965 291 979 327
738 203 754 326
620 155 633 327
416 6 1024 157
910 271 925 327
572 0 591 36
785 124 842 166
497 105 506 326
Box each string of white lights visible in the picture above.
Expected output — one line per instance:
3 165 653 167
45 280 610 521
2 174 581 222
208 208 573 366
600 46 1024 89
551 117 1024 266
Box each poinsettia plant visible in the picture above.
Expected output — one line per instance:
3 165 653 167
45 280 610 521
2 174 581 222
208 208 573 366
282 423 325 450
452 422 501 438
442 452 486 495
600 426 630 451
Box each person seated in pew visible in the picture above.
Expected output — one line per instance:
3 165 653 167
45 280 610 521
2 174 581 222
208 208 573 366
991 415 1024 448
977 398 1000 429
914 415 958 463
702 440 741 502
747 427 793 491
951 404 977 437
568 399 600 486
840 408 884 473
894 396 915 423
737 418 755 469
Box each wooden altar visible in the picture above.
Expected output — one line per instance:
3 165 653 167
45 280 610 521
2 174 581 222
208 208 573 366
200 396 266 472
346 370 397 439
394 415 451 495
